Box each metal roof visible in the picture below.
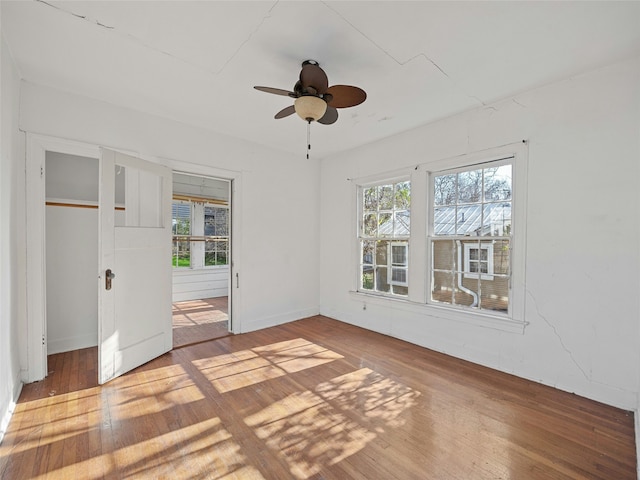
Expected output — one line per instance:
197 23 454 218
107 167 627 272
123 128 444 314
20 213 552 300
434 203 511 236
376 203 511 237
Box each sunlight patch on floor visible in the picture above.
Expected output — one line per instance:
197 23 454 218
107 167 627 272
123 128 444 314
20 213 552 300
192 338 343 393
244 390 376 479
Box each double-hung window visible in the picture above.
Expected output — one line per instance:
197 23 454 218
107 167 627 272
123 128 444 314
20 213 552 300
353 144 526 330
172 200 229 269
359 180 410 296
429 159 513 313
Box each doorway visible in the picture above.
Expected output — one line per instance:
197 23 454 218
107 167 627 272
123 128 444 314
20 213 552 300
171 172 232 347
26 134 242 383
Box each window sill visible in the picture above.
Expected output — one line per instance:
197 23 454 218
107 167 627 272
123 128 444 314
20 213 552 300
349 290 527 334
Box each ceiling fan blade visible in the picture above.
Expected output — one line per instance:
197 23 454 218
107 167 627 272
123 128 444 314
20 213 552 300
326 85 367 108
317 106 338 125
300 64 329 94
274 105 296 119
254 86 296 98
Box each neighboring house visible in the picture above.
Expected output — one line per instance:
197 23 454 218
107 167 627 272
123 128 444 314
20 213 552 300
376 203 511 311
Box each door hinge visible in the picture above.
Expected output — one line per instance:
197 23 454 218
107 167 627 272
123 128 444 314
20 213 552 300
42 335 45 345
40 166 44 177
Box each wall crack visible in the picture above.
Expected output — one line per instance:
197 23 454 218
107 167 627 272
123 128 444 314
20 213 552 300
527 289 590 381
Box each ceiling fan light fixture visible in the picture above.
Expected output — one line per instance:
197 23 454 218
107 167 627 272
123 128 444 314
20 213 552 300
294 95 327 122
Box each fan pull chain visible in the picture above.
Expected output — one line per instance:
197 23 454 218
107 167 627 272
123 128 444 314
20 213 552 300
307 120 311 159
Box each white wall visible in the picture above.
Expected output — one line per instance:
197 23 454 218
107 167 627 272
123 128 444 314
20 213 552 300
172 268 229 302
320 56 640 412
0 35 26 442
45 206 98 353
45 152 99 354
19 81 320 340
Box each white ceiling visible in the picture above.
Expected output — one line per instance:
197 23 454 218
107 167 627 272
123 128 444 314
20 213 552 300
2 1 640 159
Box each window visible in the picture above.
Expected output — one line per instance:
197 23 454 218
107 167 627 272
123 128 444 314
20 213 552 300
359 180 410 296
172 200 229 269
390 242 409 286
172 201 191 267
204 206 229 266
429 160 512 313
463 242 493 280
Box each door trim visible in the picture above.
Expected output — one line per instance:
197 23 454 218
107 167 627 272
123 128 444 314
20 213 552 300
25 134 100 382
24 133 243 382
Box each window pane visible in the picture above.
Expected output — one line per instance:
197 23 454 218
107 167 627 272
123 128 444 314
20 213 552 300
392 285 408 296
432 239 455 271
433 206 456 236
379 185 393 210
376 266 390 292
376 240 389 265
363 213 377 236
483 165 512 202
364 186 378 211
482 203 511 236
362 240 374 265
492 240 510 275
172 203 191 235
479 278 509 312
362 269 374 290
394 181 410 209
457 169 482 204
394 211 410 236
378 213 392 235
434 174 456 206
392 244 407 265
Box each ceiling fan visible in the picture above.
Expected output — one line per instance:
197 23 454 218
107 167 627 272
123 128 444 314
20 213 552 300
254 60 367 125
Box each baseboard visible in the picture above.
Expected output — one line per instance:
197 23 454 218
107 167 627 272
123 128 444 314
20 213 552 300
47 333 98 355
239 307 320 333
0 377 22 445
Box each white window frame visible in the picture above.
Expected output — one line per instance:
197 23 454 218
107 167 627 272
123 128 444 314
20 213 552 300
350 142 528 333
389 242 409 286
356 175 411 298
463 242 494 280
172 199 229 270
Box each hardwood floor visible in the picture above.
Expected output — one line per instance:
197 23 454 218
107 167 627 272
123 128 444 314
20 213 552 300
1 316 636 479
172 297 229 348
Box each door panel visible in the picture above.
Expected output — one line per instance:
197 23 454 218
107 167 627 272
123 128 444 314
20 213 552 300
99 148 172 384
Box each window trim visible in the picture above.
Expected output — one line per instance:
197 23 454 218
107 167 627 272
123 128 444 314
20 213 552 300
463 242 494 281
351 142 528 333
356 176 411 297
389 241 409 286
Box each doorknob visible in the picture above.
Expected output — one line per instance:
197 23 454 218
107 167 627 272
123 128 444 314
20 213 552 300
105 269 116 290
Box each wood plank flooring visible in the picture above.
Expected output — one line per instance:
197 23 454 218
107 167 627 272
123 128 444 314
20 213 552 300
1 316 636 479
172 297 229 348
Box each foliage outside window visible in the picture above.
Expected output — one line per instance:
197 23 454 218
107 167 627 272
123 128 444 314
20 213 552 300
429 161 512 313
359 180 410 296
172 201 229 269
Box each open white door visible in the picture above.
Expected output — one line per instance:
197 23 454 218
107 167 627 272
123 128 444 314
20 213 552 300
98 148 172 384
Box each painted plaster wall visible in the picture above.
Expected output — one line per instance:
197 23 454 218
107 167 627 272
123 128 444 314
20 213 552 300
45 205 98 354
0 35 26 442
19 80 320 336
319 56 640 412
